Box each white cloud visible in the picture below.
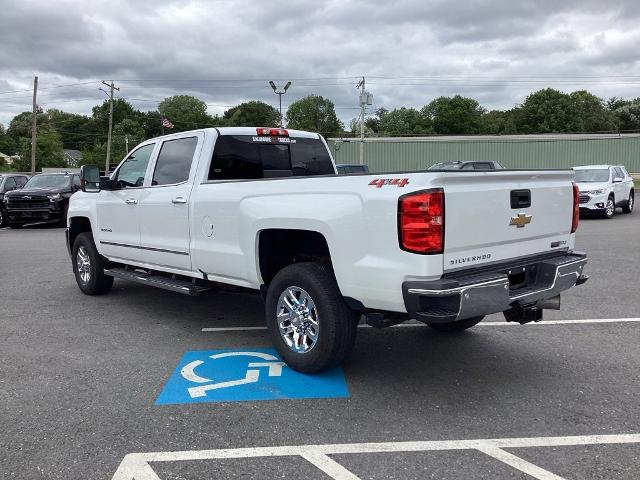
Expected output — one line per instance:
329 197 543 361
0 0 639 127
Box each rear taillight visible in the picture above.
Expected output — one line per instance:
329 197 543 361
256 127 288 136
398 189 444 254
571 183 579 233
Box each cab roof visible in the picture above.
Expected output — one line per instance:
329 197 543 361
572 165 612 170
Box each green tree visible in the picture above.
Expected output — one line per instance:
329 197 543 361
223 101 280 127
377 107 433 135
79 143 107 167
481 109 520 134
569 91 616 132
111 118 146 161
7 109 47 139
285 95 343 136
16 126 65 170
158 95 214 132
91 99 136 128
0 123 19 155
422 95 485 134
607 96 628 111
46 109 92 150
613 98 640 132
516 88 578 133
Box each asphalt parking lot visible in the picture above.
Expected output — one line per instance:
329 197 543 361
1 213 639 479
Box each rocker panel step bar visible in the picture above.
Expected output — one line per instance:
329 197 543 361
104 267 210 296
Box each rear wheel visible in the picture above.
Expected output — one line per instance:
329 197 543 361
72 232 113 295
265 262 359 373
622 191 634 214
427 315 484 332
603 196 615 219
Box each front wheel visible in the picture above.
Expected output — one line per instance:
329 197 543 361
427 315 484 332
72 232 114 295
622 191 634 214
603 196 615 219
265 262 359 373
0 209 6 228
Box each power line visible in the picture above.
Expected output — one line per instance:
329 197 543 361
0 81 99 95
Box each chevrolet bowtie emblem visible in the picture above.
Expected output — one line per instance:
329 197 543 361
510 213 532 228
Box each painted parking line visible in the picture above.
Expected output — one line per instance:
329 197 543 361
156 348 349 404
201 317 640 332
112 433 640 480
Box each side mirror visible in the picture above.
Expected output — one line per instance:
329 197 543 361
613 177 623 183
80 165 101 192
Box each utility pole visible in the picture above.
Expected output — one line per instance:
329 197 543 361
125 135 129 154
269 81 292 127
30 76 38 176
101 80 119 173
356 77 373 165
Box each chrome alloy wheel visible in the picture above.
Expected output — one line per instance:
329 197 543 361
606 198 615 217
276 286 319 354
76 246 91 284
629 194 634 212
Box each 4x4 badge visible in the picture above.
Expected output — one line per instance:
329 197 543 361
510 213 532 228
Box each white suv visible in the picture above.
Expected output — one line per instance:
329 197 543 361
573 165 635 218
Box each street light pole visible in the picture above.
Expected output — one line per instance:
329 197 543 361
269 81 292 127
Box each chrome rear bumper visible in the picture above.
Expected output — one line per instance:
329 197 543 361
402 252 588 324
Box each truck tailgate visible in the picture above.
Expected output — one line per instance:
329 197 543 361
440 170 575 271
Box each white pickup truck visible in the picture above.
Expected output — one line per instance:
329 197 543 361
67 127 588 372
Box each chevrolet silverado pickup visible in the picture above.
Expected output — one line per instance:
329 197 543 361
66 127 588 372
5 172 80 228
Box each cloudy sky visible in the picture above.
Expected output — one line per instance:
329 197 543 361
1 0 639 127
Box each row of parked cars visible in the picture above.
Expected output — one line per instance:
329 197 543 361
0 162 635 229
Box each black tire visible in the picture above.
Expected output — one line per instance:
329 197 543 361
72 232 114 295
603 196 615 219
427 315 484 333
622 191 634 214
265 262 359 373
0 209 6 228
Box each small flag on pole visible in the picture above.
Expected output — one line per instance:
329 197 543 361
162 118 174 129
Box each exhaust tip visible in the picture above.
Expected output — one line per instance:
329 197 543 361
537 295 561 311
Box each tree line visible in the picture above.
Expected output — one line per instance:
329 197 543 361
1 88 639 171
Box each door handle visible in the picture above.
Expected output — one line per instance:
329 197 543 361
172 197 188 204
125 198 138 205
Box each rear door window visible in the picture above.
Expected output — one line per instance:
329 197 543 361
209 135 334 180
152 137 198 186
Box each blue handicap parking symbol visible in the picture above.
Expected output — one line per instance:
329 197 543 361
155 348 349 404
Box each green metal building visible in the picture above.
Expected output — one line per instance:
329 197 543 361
328 134 640 173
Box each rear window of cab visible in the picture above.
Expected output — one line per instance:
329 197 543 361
208 135 335 180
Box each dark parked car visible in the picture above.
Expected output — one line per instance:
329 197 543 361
4 172 80 228
0 174 29 227
336 164 370 174
427 160 504 170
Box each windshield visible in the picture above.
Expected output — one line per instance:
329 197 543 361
573 169 609 183
23 175 71 189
